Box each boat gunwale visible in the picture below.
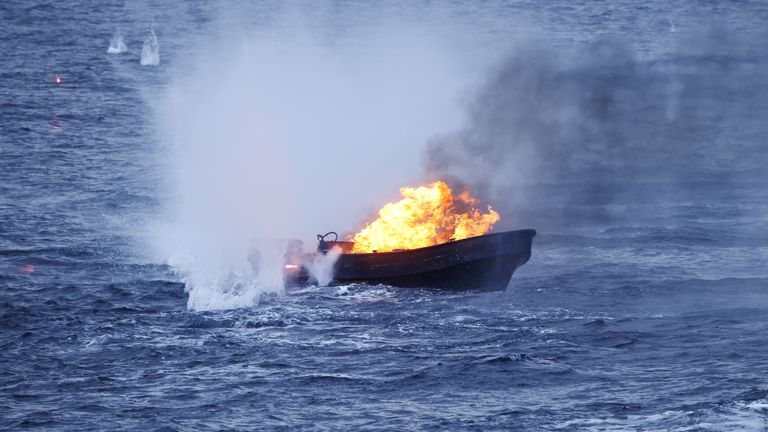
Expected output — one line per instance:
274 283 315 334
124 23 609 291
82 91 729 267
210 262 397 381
339 229 537 256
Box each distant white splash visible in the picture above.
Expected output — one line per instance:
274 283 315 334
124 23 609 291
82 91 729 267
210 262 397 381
140 30 160 66
107 29 128 54
307 247 341 286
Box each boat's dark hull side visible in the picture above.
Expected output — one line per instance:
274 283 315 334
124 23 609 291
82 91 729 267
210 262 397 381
332 229 535 290
285 229 535 290
334 253 527 290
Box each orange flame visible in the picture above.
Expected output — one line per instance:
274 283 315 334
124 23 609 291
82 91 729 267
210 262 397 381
350 181 500 253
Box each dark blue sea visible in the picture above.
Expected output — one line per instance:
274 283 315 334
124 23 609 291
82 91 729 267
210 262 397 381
2 1 768 430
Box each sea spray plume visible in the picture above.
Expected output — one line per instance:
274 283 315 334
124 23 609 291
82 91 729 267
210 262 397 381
140 29 160 66
154 63 298 310
307 246 342 287
169 239 288 311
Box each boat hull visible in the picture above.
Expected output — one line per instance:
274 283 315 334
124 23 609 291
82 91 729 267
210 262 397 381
286 229 536 291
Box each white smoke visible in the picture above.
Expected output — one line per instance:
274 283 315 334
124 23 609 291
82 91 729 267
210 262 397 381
150 18 473 311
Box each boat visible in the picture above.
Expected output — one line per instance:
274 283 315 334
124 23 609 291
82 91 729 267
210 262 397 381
284 229 536 290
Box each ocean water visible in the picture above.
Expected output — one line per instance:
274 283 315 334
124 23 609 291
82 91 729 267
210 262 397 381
2 1 768 430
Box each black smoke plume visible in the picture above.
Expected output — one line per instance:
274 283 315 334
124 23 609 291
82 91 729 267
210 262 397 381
426 29 768 230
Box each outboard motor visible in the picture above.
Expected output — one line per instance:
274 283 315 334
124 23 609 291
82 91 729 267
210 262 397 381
317 232 336 254
317 232 356 254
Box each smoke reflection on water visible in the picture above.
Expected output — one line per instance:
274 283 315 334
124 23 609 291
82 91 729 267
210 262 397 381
150 21 469 310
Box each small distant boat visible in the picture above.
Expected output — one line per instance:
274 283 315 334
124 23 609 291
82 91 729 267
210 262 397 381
284 229 536 290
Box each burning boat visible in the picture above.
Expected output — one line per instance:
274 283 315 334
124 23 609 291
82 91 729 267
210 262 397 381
284 229 535 290
283 180 535 290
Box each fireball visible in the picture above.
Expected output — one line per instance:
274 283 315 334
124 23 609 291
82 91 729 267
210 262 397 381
350 181 500 253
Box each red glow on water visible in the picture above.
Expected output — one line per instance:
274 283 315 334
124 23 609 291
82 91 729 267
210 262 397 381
54 75 62 85
16 264 36 274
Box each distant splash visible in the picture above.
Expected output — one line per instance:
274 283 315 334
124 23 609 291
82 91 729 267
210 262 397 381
107 29 128 54
140 30 160 66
